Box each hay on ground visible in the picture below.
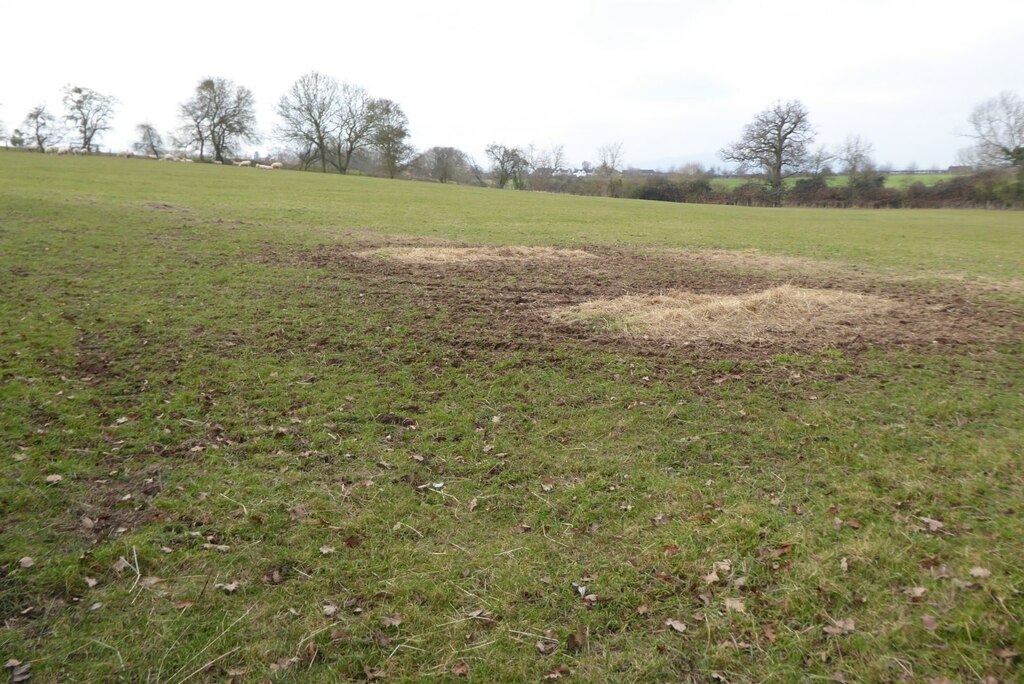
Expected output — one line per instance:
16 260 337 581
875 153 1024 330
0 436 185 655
355 246 595 264
549 284 896 344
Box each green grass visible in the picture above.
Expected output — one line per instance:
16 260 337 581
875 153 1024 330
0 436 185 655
1 151 1021 682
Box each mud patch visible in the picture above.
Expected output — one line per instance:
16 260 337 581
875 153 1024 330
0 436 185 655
355 246 596 264
549 285 897 345
263 241 1021 359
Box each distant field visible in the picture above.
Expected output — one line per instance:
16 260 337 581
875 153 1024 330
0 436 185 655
710 173 956 191
2 152 1021 682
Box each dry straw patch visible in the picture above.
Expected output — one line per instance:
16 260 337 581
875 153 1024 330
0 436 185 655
355 246 596 264
550 284 897 344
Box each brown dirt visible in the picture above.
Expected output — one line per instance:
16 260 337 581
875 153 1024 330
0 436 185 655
262 240 1023 359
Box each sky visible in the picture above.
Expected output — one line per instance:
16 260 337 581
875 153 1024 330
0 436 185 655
1 0 1022 171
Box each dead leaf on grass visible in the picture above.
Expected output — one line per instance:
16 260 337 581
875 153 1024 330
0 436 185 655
344 535 364 548
665 618 687 633
918 517 944 532
320 545 335 555
543 665 571 679
452 660 470 676
823 618 855 636
903 586 927 600
969 566 992 578
85 577 98 588
536 639 558 656
840 557 849 572
468 497 478 512
18 557 34 569
215 581 241 593
112 557 131 573
45 474 63 484
724 598 746 614
566 630 586 653
380 613 404 627
922 614 939 631
174 600 194 610
637 604 649 615
703 570 720 584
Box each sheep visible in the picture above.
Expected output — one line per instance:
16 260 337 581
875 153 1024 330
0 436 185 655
212 160 223 165
180 158 194 163
255 163 274 170
147 154 159 160
46 146 60 155
58 148 70 155
270 162 283 170
162 153 176 161
236 160 252 167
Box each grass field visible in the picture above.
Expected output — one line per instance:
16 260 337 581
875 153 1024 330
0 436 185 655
2 152 1022 682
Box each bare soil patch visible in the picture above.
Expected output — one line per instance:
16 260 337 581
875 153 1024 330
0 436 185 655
355 246 596 264
549 285 897 345
268 241 1022 359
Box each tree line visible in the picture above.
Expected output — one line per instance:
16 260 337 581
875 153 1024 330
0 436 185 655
4 78 1021 208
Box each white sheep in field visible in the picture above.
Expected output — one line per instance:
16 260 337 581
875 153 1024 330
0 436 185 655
256 163 273 170
236 160 252 167
212 160 223 165
57 148 70 155
270 162 283 169
162 153 177 161
180 158 194 163
46 146 60 155
147 154 159 160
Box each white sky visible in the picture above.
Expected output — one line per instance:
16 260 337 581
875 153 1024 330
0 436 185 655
2 0 1022 170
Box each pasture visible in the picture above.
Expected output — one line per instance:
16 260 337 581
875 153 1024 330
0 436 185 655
1 152 1021 682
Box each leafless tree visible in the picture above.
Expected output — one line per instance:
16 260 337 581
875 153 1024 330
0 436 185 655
132 123 164 157
838 135 874 175
371 99 413 179
276 71 339 172
964 91 1023 175
178 77 259 162
333 84 379 174
526 144 568 191
23 105 62 151
721 100 816 194
597 142 625 196
62 86 116 151
486 144 530 189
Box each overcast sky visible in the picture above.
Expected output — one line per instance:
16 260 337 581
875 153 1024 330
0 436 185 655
2 0 1022 170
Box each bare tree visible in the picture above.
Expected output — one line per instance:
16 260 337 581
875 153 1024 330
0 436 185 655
597 142 624 196
132 123 164 157
525 144 568 191
485 144 530 189
721 100 816 195
838 135 874 175
333 84 378 174
62 86 116 151
179 77 259 162
964 91 1023 176
23 105 62 151
276 71 339 172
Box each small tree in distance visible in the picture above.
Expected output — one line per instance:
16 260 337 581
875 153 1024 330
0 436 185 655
963 91 1023 183
178 77 259 162
132 123 165 157
372 99 413 178
721 100 816 200
62 85 116 151
23 105 62 151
